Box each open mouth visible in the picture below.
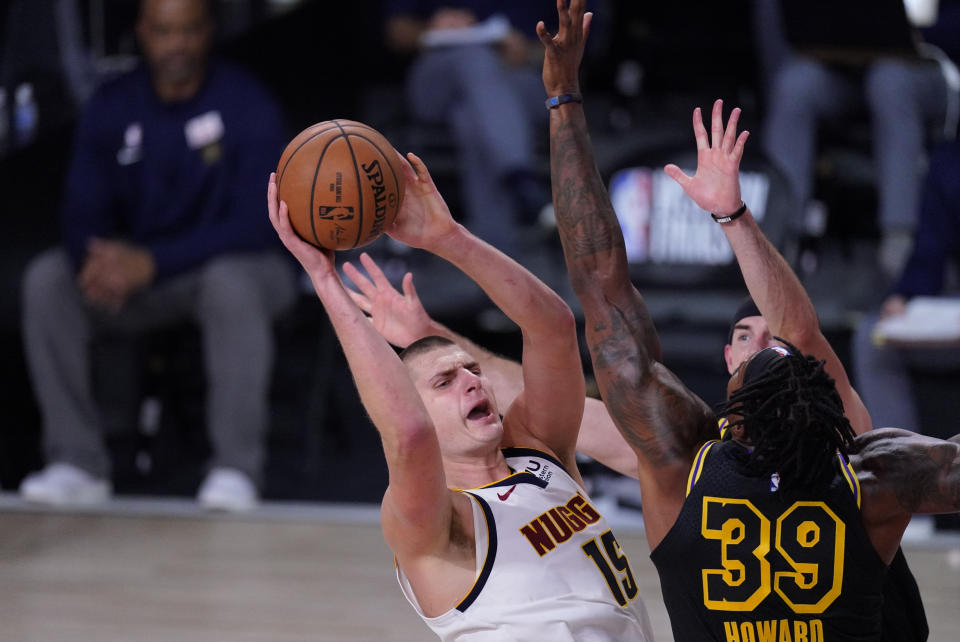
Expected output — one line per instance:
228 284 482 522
467 400 492 421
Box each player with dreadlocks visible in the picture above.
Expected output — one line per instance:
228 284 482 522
536 3 960 640
650 336 960 641
720 339 857 494
652 340 883 639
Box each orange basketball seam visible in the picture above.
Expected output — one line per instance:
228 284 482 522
276 121 343 186
335 121 366 248
339 131 403 245
305 131 351 248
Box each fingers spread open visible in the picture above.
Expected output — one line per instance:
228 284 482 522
711 99 724 148
732 130 750 162
692 108 709 151
359 251 392 289
664 163 692 188
536 20 552 45
345 281 373 313
722 107 741 155
405 152 435 189
342 260 374 296
396 150 417 184
556 0 570 36
401 271 419 301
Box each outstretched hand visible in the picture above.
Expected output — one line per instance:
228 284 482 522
536 0 592 96
664 99 749 216
267 172 336 279
387 152 458 251
342 252 433 349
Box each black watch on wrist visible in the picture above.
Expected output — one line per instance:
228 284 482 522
710 201 747 224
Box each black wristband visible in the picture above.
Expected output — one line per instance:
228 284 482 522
711 201 747 224
545 93 583 110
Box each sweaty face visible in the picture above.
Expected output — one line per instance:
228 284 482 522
406 345 502 455
137 0 212 91
724 315 777 375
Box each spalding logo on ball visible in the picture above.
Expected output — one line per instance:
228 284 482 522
276 120 405 250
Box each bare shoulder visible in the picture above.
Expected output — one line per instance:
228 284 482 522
387 490 480 617
380 486 476 560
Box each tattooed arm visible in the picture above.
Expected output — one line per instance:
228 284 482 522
853 428 960 562
538 0 716 548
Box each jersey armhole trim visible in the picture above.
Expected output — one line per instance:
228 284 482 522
837 452 861 508
686 440 718 497
456 492 498 612
718 417 730 440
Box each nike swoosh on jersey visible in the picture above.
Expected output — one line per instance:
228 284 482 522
497 485 517 501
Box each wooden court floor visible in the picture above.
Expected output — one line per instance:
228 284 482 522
0 495 957 641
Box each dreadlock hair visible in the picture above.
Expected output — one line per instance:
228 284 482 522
719 338 856 494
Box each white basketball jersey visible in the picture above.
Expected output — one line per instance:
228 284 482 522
397 447 653 641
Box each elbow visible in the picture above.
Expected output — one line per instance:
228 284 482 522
386 417 438 461
549 299 577 336
528 288 577 335
784 304 821 342
568 259 629 304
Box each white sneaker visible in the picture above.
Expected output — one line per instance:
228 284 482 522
197 468 258 512
19 462 111 506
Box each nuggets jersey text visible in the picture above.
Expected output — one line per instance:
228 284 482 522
397 447 653 641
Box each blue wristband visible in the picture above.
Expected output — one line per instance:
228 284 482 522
545 93 583 110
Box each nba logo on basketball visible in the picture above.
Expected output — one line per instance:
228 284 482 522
317 206 355 221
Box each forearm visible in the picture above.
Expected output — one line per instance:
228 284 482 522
721 208 874 432
429 223 572 339
547 106 716 463
900 438 960 514
549 105 626 292
549 104 660 360
313 271 432 447
720 209 818 340
858 429 960 514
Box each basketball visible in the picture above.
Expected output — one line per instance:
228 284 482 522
276 120 405 250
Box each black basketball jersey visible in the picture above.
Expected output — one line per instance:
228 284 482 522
651 439 887 642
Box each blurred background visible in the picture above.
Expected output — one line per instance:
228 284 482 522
0 0 958 516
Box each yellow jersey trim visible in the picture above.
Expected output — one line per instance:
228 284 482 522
686 440 718 497
837 453 861 508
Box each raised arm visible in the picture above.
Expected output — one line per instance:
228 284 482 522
267 173 452 559
665 100 872 435
852 428 960 562
387 153 585 465
538 0 716 547
343 252 526 411
345 251 642 478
